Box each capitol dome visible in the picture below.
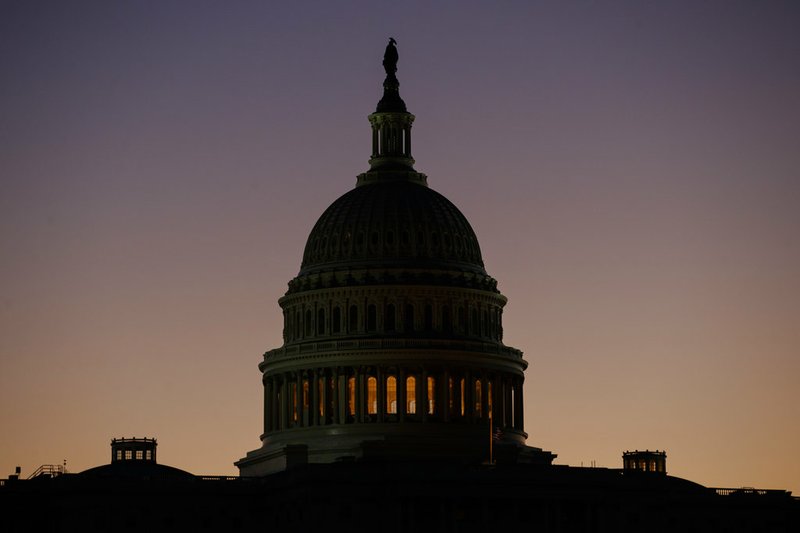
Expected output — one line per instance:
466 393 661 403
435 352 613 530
300 180 486 276
236 40 553 476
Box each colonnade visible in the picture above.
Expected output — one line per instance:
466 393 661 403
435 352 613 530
263 366 524 435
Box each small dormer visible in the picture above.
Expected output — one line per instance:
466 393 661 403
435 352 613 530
110 437 157 463
623 449 666 474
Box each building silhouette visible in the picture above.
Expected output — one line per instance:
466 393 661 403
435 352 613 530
236 37 553 476
1 40 798 533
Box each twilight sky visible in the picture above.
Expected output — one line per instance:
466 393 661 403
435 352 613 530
1 1 798 493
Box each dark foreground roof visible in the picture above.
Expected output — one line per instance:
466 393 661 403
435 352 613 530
2 461 798 532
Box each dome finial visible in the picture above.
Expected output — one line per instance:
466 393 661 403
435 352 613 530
383 38 398 76
362 38 421 180
376 38 406 113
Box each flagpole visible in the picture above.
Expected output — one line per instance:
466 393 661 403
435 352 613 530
488 400 493 465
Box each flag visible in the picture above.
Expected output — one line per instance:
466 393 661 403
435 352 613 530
492 426 503 442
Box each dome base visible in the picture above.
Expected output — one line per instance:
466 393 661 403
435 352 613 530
236 424 550 477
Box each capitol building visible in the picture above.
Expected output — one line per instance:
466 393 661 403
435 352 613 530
237 38 553 475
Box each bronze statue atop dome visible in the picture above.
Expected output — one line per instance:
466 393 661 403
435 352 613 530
383 37 398 75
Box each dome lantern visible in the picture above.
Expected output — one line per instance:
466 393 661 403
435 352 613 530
360 38 425 184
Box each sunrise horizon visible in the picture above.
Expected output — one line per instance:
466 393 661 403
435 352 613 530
1 1 798 498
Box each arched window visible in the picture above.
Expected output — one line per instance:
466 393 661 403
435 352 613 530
367 304 377 332
332 306 341 334
385 304 396 332
475 379 482 417
317 308 325 335
305 309 313 337
458 306 466 333
349 305 359 332
367 377 377 415
386 376 397 414
442 305 452 334
347 376 356 416
404 303 415 332
471 309 479 335
424 304 433 332
427 376 436 415
295 310 301 339
406 376 416 414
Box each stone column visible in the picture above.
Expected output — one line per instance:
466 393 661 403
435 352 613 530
442 370 450 422
513 378 524 430
264 377 273 434
311 370 319 427
332 367 340 425
376 367 385 423
398 367 406 422
421 368 428 422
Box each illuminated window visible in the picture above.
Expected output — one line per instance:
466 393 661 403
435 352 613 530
135 450 143 460
302 380 309 410
460 378 465 416
125 450 132 460
475 380 482 417
116 450 122 460
348 377 356 416
367 377 377 414
386 376 397 414
145 450 152 460
406 376 416 414
427 376 436 415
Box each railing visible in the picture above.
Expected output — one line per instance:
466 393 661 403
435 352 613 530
712 487 793 497
265 338 523 360
27 464 66 479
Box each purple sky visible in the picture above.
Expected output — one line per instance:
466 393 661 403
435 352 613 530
1 1 799 492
